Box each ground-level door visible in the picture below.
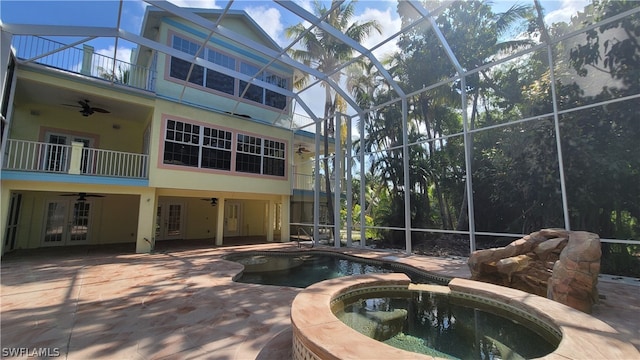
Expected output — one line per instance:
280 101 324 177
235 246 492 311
224 201 242 237
42 199 92 246
156 203 184 240
4 193 22 251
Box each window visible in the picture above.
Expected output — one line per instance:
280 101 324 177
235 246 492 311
236 134 286 176
163 119 286 177
163 120 200 167
239 64 288 109
170 36 204 86
264 72 288 110
263 139 286 176
205 49 236 94
236 134 262 174
202 127 232 170
169 34 290 110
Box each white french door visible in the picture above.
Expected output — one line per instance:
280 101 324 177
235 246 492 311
42 200 92 246
44 132 93 172
224 201 242 237
156 203 184 240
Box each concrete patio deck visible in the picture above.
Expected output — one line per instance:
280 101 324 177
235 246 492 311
1 242 638 359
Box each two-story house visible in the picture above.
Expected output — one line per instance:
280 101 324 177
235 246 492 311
0 7 330 255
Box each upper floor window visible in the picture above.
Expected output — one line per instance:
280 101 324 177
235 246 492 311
239 64 288 110
202 127 232 170
170 36 205 86
163 118 285 177
236 134 285 176
169 34 289 111
164 120 200 167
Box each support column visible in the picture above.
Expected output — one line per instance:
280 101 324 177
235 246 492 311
0 28 12 100
68 141 84 174
280 195 290 242
136 188 157 253
215 197 225 246
267 199 275 242
81 45 94 76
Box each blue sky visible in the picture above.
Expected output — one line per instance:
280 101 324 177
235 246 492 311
0 0 589 119
1 1 589 49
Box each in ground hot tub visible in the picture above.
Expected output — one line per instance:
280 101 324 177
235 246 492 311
291 273 639 360
333 284 558 358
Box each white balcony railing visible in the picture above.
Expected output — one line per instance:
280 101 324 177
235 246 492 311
11 35 156 92
3 139 148 179
82 147 148 178
293 173 346 193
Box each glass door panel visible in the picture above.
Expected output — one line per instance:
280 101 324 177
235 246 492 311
167 204 182 236
43 199 92 246
43 201 67 245
45 134 68 172
69 202 91 242
156 203 184 240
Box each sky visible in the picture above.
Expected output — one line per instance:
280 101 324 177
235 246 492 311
0 0 590 120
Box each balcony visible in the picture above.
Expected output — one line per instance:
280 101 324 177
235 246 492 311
293 173 345 193
11 35 156 92
3 139 148 179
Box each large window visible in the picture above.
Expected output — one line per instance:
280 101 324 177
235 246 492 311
236 134 262 174
263 139 286 176
240 64 288 110
170 36 204 86
163 120 200 167
202 127 232 170
236 134 286 176
169 34 289 110
205 49 235 95
163 119 285 177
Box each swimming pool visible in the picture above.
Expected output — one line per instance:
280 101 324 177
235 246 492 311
224 251 447 288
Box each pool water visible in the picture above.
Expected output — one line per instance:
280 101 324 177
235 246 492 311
228 253 436 288
334 290 558 359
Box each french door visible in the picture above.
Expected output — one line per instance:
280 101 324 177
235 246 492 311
156 203 184 240
44 132 93 172
42 199 92 246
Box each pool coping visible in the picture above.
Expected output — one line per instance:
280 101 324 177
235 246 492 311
290 273 640 360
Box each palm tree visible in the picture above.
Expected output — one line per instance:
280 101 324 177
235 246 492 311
285 0 381 231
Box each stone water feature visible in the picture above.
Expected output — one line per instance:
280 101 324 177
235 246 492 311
468 229 601 313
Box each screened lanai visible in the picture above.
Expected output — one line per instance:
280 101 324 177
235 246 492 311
1 0 638 277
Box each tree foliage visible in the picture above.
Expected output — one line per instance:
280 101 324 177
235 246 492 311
346 0 639 262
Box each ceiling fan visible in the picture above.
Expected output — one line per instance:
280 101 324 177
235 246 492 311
61 192 105 202
201 198 218 206
296 144 311 156
63 99 111 117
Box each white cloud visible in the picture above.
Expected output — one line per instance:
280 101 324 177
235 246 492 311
544 0 590 25
352 6 401 61
244 6 286 46
294 0 313 13
97 46 133 63
166 0 220 9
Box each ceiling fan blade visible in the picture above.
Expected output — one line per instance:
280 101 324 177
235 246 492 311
60 192 104 198
91 107 110 114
